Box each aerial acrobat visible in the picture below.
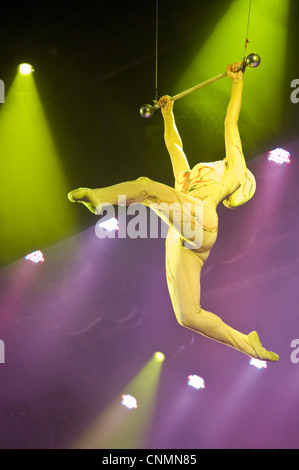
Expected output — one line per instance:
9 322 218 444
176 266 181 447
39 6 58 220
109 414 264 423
68 60 279 362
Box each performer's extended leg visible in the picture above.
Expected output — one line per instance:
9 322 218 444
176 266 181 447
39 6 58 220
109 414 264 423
165 232 279 361
68 177 213 248
68 177 161 211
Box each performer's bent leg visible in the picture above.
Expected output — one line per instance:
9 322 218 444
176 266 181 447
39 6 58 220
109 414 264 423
68 177 212 248
165 232 279 361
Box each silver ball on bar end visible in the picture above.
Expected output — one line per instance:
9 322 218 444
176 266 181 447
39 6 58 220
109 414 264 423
139 103 155 119
245 53 261 68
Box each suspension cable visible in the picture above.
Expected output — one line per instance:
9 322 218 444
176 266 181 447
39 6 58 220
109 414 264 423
154 0 159 104
243 0 252 59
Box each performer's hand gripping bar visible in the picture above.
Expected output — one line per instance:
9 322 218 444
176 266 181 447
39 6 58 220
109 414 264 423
140 53 261 118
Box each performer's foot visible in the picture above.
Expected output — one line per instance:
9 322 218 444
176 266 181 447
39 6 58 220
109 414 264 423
68 188 97 213
248 331 279 362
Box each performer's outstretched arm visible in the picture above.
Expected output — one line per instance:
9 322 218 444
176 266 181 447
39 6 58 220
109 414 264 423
158 95 190 180
225 62 247 183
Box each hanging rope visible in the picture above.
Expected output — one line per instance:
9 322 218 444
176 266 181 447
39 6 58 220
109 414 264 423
153 0 252 102
154 0 159 104
243 0 252 59
140 0 260 118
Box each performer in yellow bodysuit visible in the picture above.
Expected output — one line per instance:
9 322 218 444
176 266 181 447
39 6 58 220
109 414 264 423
68 62 279 362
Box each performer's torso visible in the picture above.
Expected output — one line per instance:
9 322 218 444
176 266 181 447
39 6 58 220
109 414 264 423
175 159 238 208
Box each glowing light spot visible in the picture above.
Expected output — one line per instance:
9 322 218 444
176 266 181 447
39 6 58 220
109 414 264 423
154 352 165 362
188 374 205 390
18 63 34 75
97 217 119 232
24 250 45 264
121 394 138 410
268 148 291 165
249 358 267 369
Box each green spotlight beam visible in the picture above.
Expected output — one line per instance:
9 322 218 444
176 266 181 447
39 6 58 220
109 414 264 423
0 69 77 265
72 353 164 449
174 0 290 163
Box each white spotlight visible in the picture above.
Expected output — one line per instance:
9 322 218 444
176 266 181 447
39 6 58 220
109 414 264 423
249 358 267 369
24 250 44 264
97 217 119 232
121 394 138 410
268 148 290 165
188 374 205 390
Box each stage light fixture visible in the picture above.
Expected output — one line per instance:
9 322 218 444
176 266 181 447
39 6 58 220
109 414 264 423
154 352 165 362
249 358 267 369
97 217 119 232
188 374 205 390
121 394 138 410
24 250 45 264
268 148 291 165
18 63 34 75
